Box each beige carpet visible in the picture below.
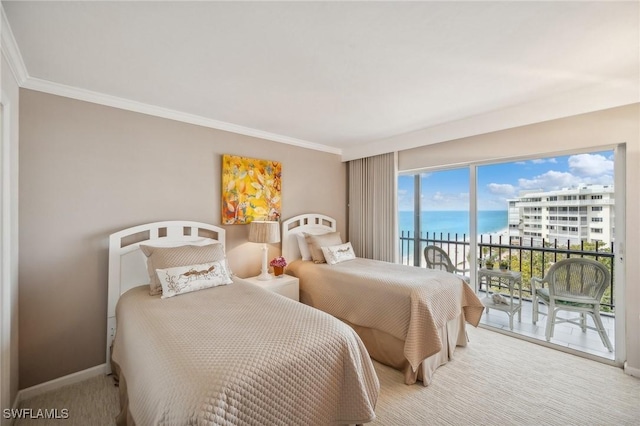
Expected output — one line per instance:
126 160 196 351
16 327 640 425
15 374 119 426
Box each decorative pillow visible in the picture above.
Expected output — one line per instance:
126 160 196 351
140 243 226 295
296 234 312 261
304 232 343 264
321 242 356 265
156 261 233 299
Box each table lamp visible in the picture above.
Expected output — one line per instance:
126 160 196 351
248 220 280 280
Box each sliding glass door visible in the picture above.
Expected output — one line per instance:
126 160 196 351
399 168 469 269
399 147 621 362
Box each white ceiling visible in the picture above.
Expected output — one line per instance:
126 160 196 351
2 1 639 160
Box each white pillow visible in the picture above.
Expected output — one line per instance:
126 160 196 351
321 242 356 265
156 260 233 299
304 232 343 264
296 234 312 261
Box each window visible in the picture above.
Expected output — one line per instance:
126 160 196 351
397 147 620 360
398 168 470 267
398 149 616 292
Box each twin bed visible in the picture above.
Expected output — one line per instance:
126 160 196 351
281 214 485 386
108 215 484 424
107 221 378 425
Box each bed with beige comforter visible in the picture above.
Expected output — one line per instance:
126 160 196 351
287 258 485 385
111 279 379 425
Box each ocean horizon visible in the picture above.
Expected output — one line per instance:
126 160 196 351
399 210 507 236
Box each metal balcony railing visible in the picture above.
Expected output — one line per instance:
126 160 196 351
399 231 615 313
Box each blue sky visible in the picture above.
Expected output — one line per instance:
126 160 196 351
398 150 614 211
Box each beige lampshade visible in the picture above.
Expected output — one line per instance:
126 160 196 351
248 221 280 244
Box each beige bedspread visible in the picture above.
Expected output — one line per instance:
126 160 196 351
111 280 379 425
288 258 485 372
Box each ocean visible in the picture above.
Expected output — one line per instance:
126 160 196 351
398 210 507 236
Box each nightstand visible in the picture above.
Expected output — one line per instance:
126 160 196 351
236 274 299 301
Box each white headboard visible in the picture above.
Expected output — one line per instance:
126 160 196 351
106 220 225 372
281 214 336 261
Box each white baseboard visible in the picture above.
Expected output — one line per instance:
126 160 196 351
15 364 108 403
623 361 640 378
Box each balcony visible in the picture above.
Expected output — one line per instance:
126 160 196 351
400 231 615 360
479 291 614 359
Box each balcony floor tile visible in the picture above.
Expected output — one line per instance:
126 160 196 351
478 291 615 361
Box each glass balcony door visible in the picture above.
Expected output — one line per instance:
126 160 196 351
399 148 622 363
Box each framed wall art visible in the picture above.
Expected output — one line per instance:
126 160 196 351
221 154 282 224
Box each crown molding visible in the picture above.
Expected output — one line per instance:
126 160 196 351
1 5 28 85
23 77 342 155
1 3 341 156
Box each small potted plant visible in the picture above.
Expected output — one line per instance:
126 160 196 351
269 256 287 277
484 257 495 270
499 259 509 272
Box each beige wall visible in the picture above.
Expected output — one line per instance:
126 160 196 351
18 89 347 388
1 54 20 409
398 104 640 374
16 87 640 388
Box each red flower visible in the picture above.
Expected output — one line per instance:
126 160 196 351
269 256 287 268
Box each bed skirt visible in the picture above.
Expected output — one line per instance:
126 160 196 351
343 313 467 386
110 358 135 426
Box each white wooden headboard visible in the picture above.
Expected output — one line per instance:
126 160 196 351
106 220 225 372
281 214 336 261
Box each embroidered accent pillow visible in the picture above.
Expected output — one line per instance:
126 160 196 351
156 261 233 299
304 232 343 263
321 242 356 265
140 243 227 296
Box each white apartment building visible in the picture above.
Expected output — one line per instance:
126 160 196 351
507 184 614 246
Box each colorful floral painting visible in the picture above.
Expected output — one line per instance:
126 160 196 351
221 154 282 224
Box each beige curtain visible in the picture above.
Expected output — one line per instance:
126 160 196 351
348 152 398 262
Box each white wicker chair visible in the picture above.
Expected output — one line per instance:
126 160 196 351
531 258 613 351
424 245 470 284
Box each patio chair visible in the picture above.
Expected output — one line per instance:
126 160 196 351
531 258 613 352
424 245 470 284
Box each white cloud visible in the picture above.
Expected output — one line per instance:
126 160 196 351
518 170 578 190
421 191 469 210
487 183 516 196
568 153 613 177
514 153 614 191
531 158 557 164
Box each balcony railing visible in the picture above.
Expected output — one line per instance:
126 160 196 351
399 231 615 313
